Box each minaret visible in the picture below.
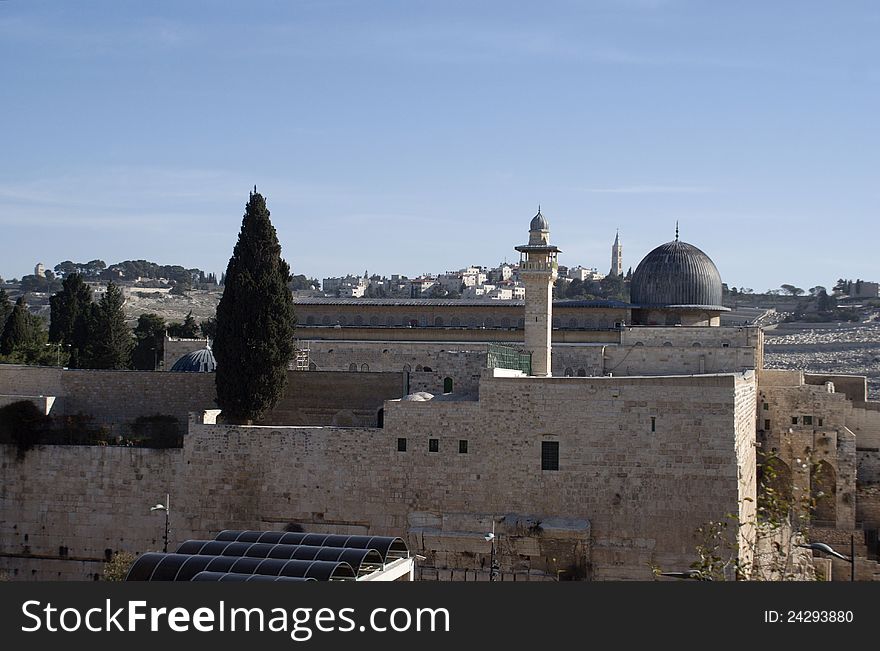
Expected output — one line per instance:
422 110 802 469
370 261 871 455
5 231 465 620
610 230 622 277
515 207 560 377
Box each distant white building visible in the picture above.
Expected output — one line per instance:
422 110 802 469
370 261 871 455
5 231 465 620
34 263 45 278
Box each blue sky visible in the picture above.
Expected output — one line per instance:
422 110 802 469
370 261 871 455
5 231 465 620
1 0 877 292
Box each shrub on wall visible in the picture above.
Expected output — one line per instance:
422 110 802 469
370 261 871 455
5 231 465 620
0 400 51 459
129 414 182 448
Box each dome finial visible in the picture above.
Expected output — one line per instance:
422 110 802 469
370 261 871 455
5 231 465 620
675 221 679 241
537 204 541 214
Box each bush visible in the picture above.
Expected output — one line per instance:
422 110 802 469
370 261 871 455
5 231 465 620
129 414 182 448
103 551 136 581
0 400 51 459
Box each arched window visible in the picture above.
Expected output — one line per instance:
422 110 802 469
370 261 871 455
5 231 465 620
361 363 369 372
451 317 461 327
322 315 331 325
443 377 453 393
416 365 423 372
577 368 586 377
354 315 363 326
518 318 525 328
386 316 395 327
485 317 494 327
663 342 673 347
564 367 573 377
370 316 380 326
422 366 433 372
568 318 577 329
348 363 357 372
306 315 315 325
434 316 444 327
501 317 510 328
338 315 347 325
308 362 317 371
403 364 412 373
692 342 702 348
552 318 560 327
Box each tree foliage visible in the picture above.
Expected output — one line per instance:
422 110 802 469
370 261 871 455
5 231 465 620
49 274 95 368
213 190 296 423
0 297 36 356
132 313 165 370
167 311 200 339
84 282 133 369
0 289 12 333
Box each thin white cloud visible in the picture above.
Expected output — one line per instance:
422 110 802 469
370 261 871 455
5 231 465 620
579 185 714 194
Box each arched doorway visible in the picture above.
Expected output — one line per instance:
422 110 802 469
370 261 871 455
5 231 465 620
443 377 453 393
811 460 837 525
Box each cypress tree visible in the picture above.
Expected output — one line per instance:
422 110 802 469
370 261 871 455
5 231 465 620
85 282 133 369
49 273 94 367
0 289 11 333
214 189 295 423
1 297 34 356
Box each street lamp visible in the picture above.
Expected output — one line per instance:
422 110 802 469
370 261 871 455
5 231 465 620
798 536 855 581
485 522 499 582
150 493 170 553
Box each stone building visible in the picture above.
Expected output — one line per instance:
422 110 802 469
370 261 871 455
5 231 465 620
2 210 879 581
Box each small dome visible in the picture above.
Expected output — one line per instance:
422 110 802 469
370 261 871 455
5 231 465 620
529 209 549 231
630 240 723 308
170 347 216 373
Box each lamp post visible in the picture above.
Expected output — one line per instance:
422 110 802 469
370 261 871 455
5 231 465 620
150 494 170 553
798 537 855 581
485 522 499 582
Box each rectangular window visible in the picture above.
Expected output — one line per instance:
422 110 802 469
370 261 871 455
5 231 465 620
762 402 769 411
397 438 407 452
541 441 559 471
650 416 656 433
803 415 813 426
459 440 468 454
764 419 770 430
818 417 824 427
791 416 799 425
429 438 439 453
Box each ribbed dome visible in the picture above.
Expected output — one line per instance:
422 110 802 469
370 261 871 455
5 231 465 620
630 240 723 308
170 347 217 373
529 210 549 231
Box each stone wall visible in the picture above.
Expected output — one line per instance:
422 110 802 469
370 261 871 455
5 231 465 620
0 371 757 581
0 365 406 430
304 326 763 399
0 445 181 580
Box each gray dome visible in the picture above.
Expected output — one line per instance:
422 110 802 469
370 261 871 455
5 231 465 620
529 210 549 231
630 240 723 308
170 347 216 373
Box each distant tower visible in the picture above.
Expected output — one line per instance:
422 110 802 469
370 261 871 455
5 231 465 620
515 207 560 377
34 263 45 278
609 230 622 277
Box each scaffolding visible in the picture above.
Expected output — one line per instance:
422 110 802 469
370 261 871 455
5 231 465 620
487 343 531 375
293 340 311 371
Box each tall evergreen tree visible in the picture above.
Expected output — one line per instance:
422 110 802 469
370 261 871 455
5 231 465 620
85 282 133 369
214 189 296 423
49 273 95 367
0 289 12 333
131 313 165 370
1 297 35 356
